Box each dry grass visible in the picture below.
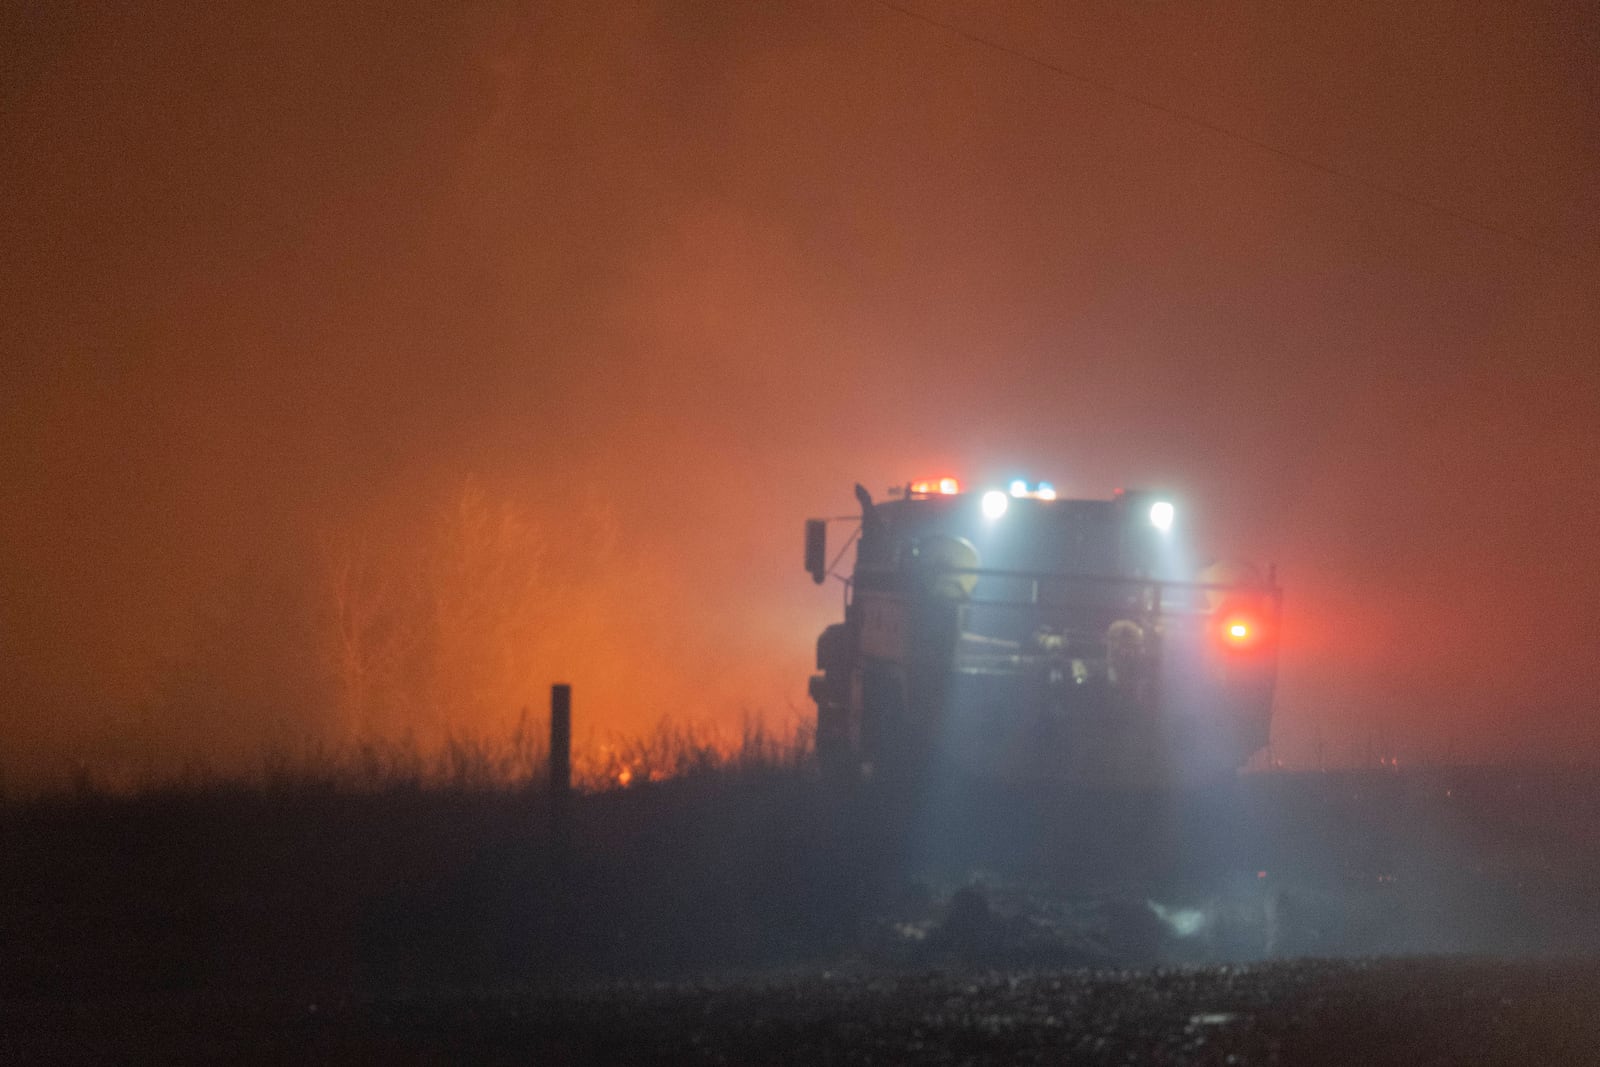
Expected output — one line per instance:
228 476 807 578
17 711 816 803
584 714 812 789
0 712 845 995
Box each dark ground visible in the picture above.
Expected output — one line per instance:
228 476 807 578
5 958 1599 1064
4 766 1600 1062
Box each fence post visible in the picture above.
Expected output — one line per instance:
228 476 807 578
550 683 572 798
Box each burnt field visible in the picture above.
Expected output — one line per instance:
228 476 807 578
5 763 1600 1061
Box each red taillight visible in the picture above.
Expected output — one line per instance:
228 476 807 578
1219 615 1262 649
1213 592 1272 652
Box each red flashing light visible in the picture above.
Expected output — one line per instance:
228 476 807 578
1212 592 1269 652
1219 614 1262 650
910 477 961 496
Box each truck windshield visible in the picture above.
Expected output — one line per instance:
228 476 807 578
861 496 1143 579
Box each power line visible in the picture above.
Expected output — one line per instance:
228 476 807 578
869 0 1575 260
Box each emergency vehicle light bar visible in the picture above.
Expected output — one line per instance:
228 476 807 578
909 477 961 496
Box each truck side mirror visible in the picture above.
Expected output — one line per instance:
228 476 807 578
805 519 827 584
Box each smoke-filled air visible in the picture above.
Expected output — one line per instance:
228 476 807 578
3 0 1598 787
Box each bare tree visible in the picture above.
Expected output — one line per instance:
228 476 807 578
318 475 554 746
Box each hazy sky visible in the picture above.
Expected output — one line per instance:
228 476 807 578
4 0 1598 781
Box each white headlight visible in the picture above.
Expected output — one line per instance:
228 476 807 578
981 490 1009 519
1149 500 1175 531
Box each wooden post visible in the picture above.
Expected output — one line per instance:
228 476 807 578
550 683 571 798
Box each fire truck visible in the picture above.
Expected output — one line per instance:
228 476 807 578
805 478 1280 788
